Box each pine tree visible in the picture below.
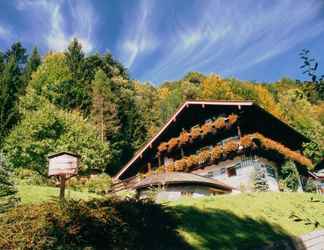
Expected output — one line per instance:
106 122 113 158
254 165 269 192
65 38 85 81
91 70 120 142
0 56 21 146
64 39 90 112
91 70 121 174
23 47 41 82
0 153 19 212
4 42 28 69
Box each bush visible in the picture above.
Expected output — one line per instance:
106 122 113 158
0 158 20 213
0 198 189 250
14 168 47 186
280 161 301 192
304 179 318 193
86 174 112 194
68 174 112 195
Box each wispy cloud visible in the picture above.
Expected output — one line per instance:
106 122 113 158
0 24 11 40
117 0 157 68
16 0 96 53
123 0 324 82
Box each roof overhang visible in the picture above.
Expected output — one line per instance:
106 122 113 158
114 100 309 181
114 100 254 180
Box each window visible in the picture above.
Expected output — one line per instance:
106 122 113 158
266 165 276 178
181 191 193 197
164 157 173 165
227 166 237 177
205 171 213 178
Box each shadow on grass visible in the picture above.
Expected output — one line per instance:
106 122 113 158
172 205 305 250
44 198 192 250
1 198 306 250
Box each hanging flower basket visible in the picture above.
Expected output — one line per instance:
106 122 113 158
156 132 313 173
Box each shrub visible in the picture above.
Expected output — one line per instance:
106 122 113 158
0 198 189 250
86 174 112 195
0 159 19 213
68 174 112 195
304 179 318 193
14 168 47 186
280 161 301 192
253 165 270 192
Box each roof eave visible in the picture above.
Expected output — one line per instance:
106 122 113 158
114 100 254 180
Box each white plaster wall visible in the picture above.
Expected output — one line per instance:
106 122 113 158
192 156 280 192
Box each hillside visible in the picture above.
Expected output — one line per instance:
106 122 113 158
2 185 324 249
171 192 324 249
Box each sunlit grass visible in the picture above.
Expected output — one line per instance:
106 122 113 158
169 192 324 249
17 184 101 204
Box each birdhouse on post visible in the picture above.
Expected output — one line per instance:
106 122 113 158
48 151 80 201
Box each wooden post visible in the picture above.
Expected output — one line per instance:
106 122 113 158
59 175 66 201
147 162 152 173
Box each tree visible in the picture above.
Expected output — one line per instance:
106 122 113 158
183 71 206 85
0 152 19 212
299 49 324 101
23 47 41 82
280 161 300 192
91 69 120 142
4 42 28 69
0 56 22 146
64 38 85 81
21 53 73 112
3 103 111 175
253 165 269 192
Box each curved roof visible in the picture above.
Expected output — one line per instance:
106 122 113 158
134 172 234 191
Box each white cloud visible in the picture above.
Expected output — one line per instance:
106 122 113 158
134 0 324 82
118 0 157 68
0 25 11 38
15 0 96 53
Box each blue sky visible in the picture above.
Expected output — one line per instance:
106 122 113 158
0 0 324 84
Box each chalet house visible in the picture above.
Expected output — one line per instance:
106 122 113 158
112 100 313 200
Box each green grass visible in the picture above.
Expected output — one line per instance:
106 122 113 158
169 192 324 249
17 184 100 204
14 185 324 249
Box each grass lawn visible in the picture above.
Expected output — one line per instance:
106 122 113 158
14 186 324 249
17 184 101 204
169 192 324 249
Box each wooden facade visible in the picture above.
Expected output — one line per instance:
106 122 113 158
113 100 312 195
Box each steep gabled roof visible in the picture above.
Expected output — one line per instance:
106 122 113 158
114 100 308 180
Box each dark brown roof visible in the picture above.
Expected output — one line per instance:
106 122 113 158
134 172 234 191
114 100 308 180
47 151 80 159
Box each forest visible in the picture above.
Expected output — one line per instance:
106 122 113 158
0 39 323 177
